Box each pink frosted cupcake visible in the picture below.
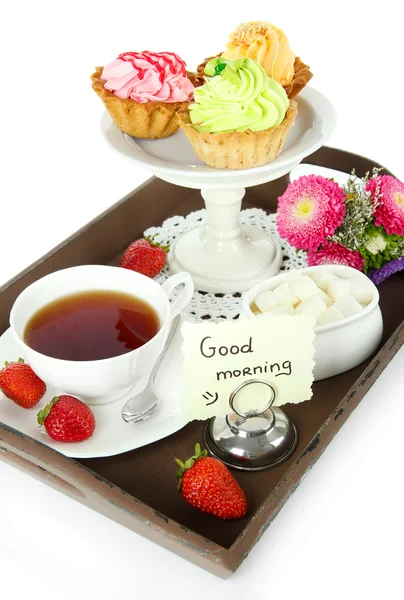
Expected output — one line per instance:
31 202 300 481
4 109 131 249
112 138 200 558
91 51 195 139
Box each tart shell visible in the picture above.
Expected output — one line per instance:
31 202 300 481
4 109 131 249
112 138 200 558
91 67 186 139
177 100 298 170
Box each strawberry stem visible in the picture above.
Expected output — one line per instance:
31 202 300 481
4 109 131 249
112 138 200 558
145 234 170 254
4 358 25 367
175 443 208 492
37 396 59 426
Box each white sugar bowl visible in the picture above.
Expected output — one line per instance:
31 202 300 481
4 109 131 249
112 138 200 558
242 265 383 381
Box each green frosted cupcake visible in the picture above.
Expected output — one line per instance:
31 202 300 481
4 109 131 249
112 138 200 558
177 57 297 169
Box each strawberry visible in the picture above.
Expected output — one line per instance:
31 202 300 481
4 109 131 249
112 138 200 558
37 395 95 443
120 235 169 278
0 358 46 408
175 443 247 520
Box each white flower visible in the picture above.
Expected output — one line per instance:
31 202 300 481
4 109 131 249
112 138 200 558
365 232 387 255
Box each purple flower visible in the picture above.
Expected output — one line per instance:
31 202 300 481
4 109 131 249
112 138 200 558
368 255 404 285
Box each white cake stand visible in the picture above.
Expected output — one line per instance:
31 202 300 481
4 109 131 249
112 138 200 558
102 87 336 292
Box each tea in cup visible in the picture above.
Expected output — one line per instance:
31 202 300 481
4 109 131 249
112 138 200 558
24 290 160 362
10 265 194 404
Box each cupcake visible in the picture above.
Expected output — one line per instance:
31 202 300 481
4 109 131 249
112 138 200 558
195 21 313 99
224 21 295 87
91 51 195 139
177 57 297 170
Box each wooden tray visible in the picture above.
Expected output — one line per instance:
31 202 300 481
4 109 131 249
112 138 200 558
0 147 403 578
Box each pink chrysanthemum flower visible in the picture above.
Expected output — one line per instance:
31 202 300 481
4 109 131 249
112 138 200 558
307 242 365 271
276 175 346 251
367 175 404 236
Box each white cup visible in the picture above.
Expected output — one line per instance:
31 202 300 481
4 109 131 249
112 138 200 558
9 265 194 404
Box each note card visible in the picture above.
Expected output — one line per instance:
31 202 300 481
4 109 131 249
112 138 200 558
181 314 315 422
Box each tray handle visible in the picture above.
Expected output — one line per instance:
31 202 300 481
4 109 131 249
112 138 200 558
0 441 85 500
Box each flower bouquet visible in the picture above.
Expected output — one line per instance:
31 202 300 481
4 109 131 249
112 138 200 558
276 170 404 284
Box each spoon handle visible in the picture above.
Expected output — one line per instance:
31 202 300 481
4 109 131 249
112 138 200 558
121 314 181 423
150 314 181 388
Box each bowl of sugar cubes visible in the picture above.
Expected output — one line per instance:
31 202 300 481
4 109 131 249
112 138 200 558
243 265 383 380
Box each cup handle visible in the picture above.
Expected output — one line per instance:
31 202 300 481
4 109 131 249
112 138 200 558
162 272 194 320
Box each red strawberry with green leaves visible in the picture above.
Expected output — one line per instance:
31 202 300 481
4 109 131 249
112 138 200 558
120 235 169 278
37 395 95 442
176 443 247 520
0 358 46 408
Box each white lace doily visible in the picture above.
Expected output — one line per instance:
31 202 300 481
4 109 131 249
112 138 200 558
145 208 307 322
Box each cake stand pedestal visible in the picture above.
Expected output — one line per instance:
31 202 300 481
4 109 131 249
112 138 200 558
168 185 288 293
129 160 300 293
104 87 336 292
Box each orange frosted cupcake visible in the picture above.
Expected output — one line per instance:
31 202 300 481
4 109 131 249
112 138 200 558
224 21 295 86
195 22 313 99
91 51 195 139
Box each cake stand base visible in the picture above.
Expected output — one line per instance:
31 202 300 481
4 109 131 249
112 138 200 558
168 224 282 293
168 187 282 293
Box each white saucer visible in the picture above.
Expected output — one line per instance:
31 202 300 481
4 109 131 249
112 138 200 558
0 317 187 459
101 87 337 189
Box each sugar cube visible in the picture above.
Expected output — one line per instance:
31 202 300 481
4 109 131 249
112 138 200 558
333 296 363 318
348 277 373 305
327 278 351 301
315 289 333 307
317 306 344 326
290 276 320 302
267 304 296 315
281 270 303 282
296 295 328 319
254 290 281 313
309 269 337 291
273 282 300 306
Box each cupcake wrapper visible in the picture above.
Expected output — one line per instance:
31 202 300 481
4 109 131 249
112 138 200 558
283 57 313 99
177 101 298 170
91 67 184 139
192 55 313 99
186 69 206 89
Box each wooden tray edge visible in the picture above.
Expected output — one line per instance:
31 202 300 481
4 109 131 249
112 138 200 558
0 425 236 577
1 319 402 577
230 320 404 569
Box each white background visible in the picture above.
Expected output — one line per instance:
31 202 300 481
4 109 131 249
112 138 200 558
1 1 403 598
